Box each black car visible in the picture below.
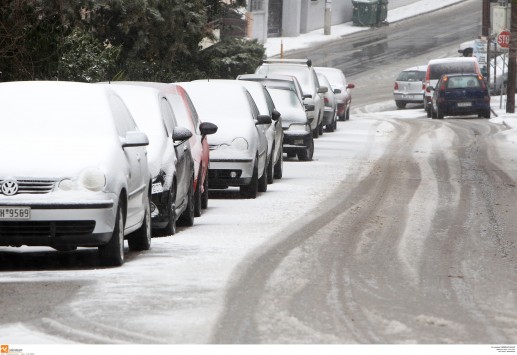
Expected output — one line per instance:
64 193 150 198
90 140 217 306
431 74 491 119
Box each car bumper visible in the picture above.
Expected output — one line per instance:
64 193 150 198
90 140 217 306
394 93 424 103
0 194 117 247
438 101 490 116
322 108 335 125
283 131 312 153
208 159 254 188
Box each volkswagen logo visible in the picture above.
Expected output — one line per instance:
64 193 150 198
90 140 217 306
1 179 19 196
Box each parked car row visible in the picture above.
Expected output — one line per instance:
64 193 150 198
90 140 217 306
393 55 490 119
0 59 353 267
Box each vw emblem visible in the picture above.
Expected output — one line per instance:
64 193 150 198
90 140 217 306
1 179 19 196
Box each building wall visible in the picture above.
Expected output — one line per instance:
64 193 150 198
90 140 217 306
300 0 353 34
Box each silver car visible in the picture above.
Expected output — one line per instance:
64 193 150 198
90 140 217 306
393 65 427 109
255 59 328 139
233 79 285 181
178 80 271 199
106 83 195 236
0 81 152 266
316 71 338 132
314 66 355 121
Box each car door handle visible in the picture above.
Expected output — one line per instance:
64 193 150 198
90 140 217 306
183 145 188 151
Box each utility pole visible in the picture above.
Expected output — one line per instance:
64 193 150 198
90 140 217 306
482 0 491 36
507 0 517 113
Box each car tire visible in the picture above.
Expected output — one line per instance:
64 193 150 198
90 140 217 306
437 108 444 119
483 109 491 119
98 204 125 267
325 118 335 132
258 159 268 193
128 192 152 251
274 147 283 179
431 107 437 119
426 108 432 118
318 122 324 136
312 126 319 138
298 136 314 161
201 172 209 210
395 101 406 109
267 152 274 184
240 161 258 199
287 152 296 158
345 107 350 121
194 169 202 217
162 187 177 236
178 177 195 227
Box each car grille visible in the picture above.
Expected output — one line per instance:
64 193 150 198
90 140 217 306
0 221 96 238
0 179 56 195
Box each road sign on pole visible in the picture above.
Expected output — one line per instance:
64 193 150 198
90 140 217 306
497 30 511 48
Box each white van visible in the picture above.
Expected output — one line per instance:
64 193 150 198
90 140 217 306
424 57 482 117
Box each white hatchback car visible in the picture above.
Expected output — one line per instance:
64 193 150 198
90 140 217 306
0 81 152 266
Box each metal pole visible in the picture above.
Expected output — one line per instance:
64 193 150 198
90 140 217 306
324 0 332 35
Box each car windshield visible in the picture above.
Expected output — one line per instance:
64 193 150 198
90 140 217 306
257 65 312 93
397 70 426 82
430 62 477 80
268 87 302 108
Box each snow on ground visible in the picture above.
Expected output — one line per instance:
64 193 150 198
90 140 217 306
265 0 467 58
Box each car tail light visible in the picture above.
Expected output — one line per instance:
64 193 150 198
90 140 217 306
422 83 425 90
324 97 329 104
394 82 399 90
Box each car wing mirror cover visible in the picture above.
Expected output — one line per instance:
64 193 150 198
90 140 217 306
256 114 272 125
318 86 328 94
199 121 218 136
304 104 315 112
122 131 149 148
272 109 281 121
333 88 342 94
172 126 193 143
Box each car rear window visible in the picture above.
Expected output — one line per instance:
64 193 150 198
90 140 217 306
430 62 477 80
397 70 425 82
445 76 482 89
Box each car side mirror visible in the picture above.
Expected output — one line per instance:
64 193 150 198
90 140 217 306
199 121 218 136
122 131 149 148
347 83 355 89
318 86 328 94
303 94 312 99
333 89 342 94
256 114 272 125
272 109 281 121
172 126 192 144
304 104 315 112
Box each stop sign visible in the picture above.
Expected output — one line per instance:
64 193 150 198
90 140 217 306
498 30 511 48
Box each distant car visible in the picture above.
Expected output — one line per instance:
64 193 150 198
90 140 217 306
178 80 272 199
107 83 196 236
0 81 152 266
424 57 482 117
255 59 328 138
430 73 490 119
393 65 427 109
233 79 284 181
314 66 354 121
316 71 338 132
268 87 314 161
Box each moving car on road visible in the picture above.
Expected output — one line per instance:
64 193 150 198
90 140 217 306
0 81 152 266
393 65 426 109
430 73 490 119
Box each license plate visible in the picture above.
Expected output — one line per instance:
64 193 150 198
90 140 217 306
457 102 472 107
151 183 163 194
294 139 304 145
0 206 31 220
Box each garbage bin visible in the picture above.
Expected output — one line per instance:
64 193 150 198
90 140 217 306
352 0 379 27
377 0 389 24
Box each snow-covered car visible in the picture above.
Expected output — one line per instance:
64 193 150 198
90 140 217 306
315 71 338 132
233 79 284 181
236 73 305 106
314 66 355 121
393 65 427 109
0 81 152 266
268 87 314 161
106 83 197 236
179 80 271 199
256 59 327 138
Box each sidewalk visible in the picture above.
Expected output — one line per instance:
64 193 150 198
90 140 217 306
264 0 467 58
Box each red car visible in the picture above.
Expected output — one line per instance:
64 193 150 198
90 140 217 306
166 84 218 216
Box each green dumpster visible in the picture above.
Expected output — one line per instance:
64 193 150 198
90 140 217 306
352 0 378 27
377 0 389 24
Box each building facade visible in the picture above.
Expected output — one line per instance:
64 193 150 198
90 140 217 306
247 0 354 43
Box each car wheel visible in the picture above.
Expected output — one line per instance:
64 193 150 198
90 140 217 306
240 161 258 199
484 109 491 119
162 187 177 236
98 204 125 266
194 169 202 217
274 147 283 179
395 101 406 109
258 158 268 193
426 108 432 118
325 118 335 132
267 152 274 184
431 107 437 119
312 126 319 138
287 151 296 158
298 136 314 161
437 108 444 119
318 122 324 136
201 172 209 210
346 107 351 121
179 177 195 227
128 192 151 251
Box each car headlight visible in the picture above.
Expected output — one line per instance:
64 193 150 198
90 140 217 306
58 168 106 192
231 137 249 150
286 123 311 132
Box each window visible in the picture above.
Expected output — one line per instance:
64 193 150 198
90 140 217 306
250 0 264 11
